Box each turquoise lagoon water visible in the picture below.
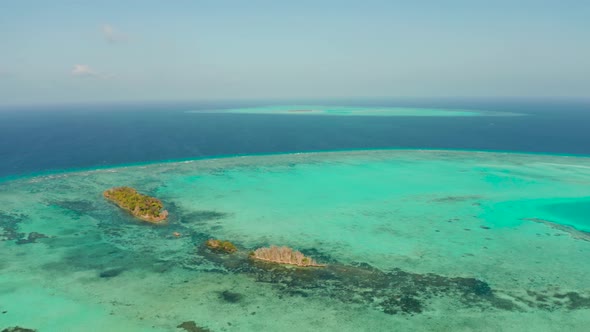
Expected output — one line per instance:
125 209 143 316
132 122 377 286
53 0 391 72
1 149 590 331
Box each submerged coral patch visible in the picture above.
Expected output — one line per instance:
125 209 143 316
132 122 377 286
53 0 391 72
0 213 47 245
1 327 37 332
49 199 97 219
220 290 242 303
176 321 211 332
99 267 125 278
15 232 48 245
524 218 590 241
181 211 229 223
431 195 481 203
198 246 518 315
553 292 590 310
381 296 423 315
0 212 28 242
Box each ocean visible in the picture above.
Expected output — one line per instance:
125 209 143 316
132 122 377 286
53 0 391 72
1 98 590 179
1 98 590 332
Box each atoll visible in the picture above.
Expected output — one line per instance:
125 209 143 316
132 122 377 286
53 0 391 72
250 245 324 267
103 187 168 223
206 239 237 253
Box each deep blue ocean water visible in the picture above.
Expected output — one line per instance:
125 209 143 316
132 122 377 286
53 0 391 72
1 98 589 179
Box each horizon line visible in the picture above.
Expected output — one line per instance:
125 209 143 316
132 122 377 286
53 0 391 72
1 96 590 109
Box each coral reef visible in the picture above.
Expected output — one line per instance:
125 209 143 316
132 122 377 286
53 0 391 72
176 321 211 332
181 210 229 223
15 232 48 245
198 245 524 315
103 187 168 223
0 213 47 245
205 239 237 253
99 267 125 278
1 327 37 332
220 290 242 303
49 199 96 219
524 218 590 241
0 212 28 242
250 246 324 267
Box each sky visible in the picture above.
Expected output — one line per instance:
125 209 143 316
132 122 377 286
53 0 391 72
0 0 589 105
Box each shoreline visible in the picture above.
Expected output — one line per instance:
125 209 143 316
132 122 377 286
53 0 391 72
2 147 590 184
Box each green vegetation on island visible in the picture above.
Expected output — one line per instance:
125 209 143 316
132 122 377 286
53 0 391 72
206 239 237 253
103 187 168 223
250 245 324 267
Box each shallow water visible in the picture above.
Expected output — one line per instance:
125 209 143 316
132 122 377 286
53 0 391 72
1 150 590 331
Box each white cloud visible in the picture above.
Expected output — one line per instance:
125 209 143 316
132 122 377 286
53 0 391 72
71 64 113 79
101 24 127 43
72 64 98 77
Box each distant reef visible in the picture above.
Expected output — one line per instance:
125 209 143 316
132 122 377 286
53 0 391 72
103 187 168 223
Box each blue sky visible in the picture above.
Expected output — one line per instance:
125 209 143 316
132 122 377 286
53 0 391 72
0 0 589 105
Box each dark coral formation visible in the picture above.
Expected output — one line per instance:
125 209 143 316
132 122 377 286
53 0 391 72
381 296 423 315
15 232 49 245
0 212 28 242
524 218 590 241
509 290 590 311
99 267 126 278
1 327 37 332
181 211 229 223
176 321 211 332
198 247 517 315
553 292 590 309
49 199 96 219
0 212 47 245
431 195 481 203
220 290 242 303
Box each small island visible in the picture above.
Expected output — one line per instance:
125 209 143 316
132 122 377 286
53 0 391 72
205 239 237 253
103 187 168 223
250 245 324 267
